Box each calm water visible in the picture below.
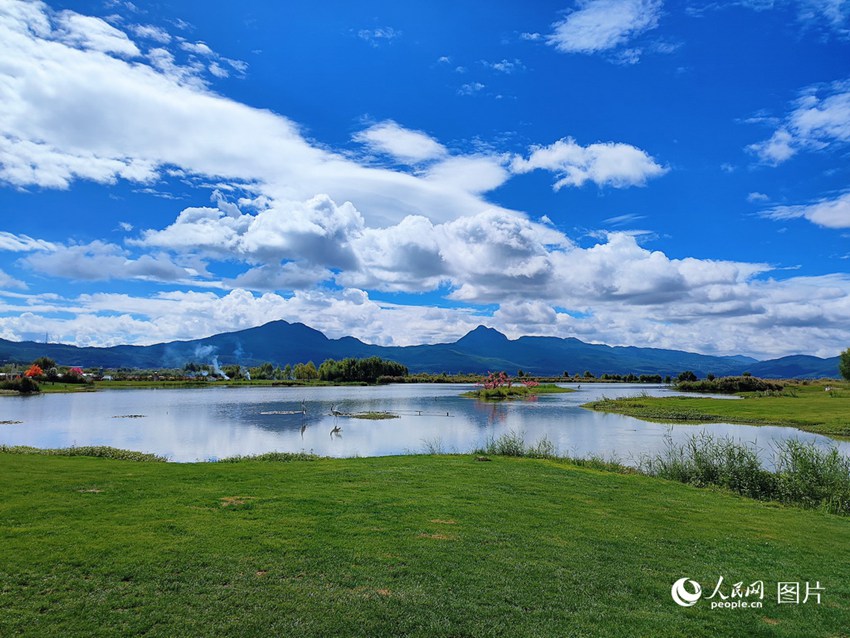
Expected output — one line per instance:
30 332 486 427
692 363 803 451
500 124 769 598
0 383 847 463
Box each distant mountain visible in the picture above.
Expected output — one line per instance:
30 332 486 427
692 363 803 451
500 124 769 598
0 320 840 379
744 355 840 380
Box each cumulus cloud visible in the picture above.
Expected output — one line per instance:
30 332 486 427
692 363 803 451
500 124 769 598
511 137 668 189
136 194 364 270
547 0 663 54
762 192 850 228
354 121 448 164
749 79 850 164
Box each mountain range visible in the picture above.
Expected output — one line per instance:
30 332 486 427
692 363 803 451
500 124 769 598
0 320 840 379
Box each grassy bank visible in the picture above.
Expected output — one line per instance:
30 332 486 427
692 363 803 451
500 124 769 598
1 452 849 637
584 382 850 437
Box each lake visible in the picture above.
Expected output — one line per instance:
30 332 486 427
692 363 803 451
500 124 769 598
0 383 847 463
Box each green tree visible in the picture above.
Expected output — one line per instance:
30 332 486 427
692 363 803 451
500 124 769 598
249 362 275 380
840 348 850 381
222 364 243 380
293 361 319 380
33 356 56 371
317 357 407 383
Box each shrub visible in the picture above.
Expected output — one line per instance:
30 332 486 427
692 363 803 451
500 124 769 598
674 376 783 394
639 432 850 514
475 431 557 459
1 377 40 393
773 440 850 515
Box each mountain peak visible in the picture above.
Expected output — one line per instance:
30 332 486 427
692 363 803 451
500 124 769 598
455 325 509 347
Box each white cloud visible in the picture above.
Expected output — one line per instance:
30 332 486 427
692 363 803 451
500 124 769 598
749 79 850 164
2 264 850 357
458 82 485 95
229 262 333 291
424 156 510 194
354 121 448 164
0 268 26 289
482 58 525 73
20 240 194 282
180 40 214 56
136 194 364 270
696 1 849 34
55 10 140 57
511 137 668 189
763 192 850 228
208 62 229 78
0 231 56 252
130 23 171 44
357 27 400 46
340 215 447 292
547 0 663 54
0 136 159 189
0 4 520 227
792 0 850 32
747 191 770 203
603 213 646 226
223 57 248 74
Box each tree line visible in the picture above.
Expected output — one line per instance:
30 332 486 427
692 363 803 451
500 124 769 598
181 356 409 384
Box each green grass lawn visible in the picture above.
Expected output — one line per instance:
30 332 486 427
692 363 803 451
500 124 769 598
1 453 848 637
584 382 850 437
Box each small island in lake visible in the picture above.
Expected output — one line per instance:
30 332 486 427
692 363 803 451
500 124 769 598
461 371 573 401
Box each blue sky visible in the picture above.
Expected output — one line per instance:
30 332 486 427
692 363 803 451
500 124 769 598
0 0 849 358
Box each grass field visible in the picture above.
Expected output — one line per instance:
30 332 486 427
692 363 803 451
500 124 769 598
584 382 850 438
2 452 849 637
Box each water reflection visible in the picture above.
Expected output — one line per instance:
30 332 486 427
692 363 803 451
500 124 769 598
0 383 847 464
